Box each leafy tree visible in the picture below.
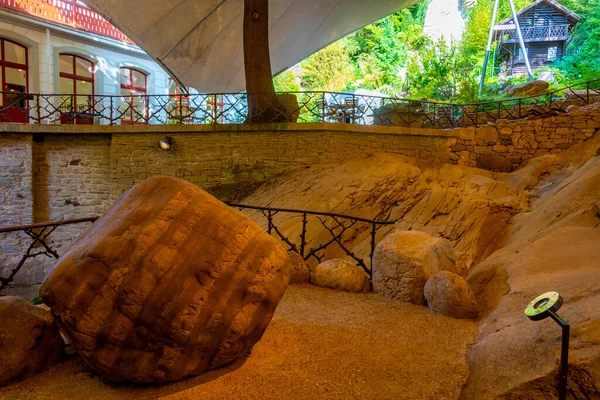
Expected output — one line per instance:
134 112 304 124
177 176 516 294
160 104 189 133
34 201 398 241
273 70 300 92
299 39 356 92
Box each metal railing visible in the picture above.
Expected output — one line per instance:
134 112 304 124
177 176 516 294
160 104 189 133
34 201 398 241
0 0 134 43
0 79 598 129
500 24 569 43
0 217 97 292
227 203 395 276
0 206 394 293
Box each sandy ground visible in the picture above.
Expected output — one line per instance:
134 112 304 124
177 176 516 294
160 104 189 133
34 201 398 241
0 285 477 400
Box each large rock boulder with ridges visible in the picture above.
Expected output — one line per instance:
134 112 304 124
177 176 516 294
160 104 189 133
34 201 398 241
310 259 370 293
424 271 477 319
0 296 63 387
40 176 291 383
372 231 458 304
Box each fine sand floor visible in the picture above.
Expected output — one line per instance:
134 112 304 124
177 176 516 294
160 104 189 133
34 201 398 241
0 285 478 400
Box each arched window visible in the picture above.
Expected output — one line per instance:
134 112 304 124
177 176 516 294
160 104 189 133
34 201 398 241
120 67 147 123
0 38 29 122
59 54 95 123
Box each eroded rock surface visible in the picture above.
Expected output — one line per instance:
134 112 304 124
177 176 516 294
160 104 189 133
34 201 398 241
310 259 370 293
373 231 458 304
463 137 600 399
424 271 477 319
239 153 529 274
0 296 63 387
288 251 310 284
41 176 292 383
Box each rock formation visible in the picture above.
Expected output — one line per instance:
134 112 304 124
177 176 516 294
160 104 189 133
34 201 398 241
0 296 63 387
239 153 529 274
41 176 291 383
424 271 477 319
288 251 310 284
462 134 600 398
504 80 550 97
310 259 370 293
372 231 459 304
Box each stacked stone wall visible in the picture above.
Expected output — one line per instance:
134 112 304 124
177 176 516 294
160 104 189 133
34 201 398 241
449 106 600 170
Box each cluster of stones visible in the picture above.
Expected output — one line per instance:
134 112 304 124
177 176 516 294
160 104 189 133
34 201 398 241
450 105 600 172
372 231 477 319
292 230 477 319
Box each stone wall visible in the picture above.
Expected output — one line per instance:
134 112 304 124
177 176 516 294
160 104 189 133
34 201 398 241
449 105 600 171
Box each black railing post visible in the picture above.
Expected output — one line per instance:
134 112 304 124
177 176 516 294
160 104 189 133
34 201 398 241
322 92 326 122
299 212 308 259
369 222 377 279
587 82 590 105
109 96 114 125
267 209 273 235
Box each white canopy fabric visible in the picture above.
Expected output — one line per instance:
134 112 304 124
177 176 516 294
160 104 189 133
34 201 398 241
83 0 420 93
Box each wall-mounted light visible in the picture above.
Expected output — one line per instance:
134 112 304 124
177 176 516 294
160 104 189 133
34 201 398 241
158 136 174 151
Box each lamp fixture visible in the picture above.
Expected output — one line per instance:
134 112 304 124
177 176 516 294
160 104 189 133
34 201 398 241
524 291 570 400
158 136 174 151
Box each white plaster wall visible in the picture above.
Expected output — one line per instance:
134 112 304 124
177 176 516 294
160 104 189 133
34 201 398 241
0 18 170 98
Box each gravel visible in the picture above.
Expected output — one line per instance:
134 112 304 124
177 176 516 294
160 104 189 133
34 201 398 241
0 285 478 400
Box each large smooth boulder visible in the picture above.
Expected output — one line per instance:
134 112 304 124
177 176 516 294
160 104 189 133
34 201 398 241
372 231 458 304
0 296 63 387
424 271 477 319
505 80 549 97
41 176 291 383
310 259 370 293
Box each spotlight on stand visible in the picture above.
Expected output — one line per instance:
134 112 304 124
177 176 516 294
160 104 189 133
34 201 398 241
158 136 174 151
524 291 570 400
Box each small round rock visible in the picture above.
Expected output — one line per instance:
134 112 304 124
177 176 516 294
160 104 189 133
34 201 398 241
424 271 478 319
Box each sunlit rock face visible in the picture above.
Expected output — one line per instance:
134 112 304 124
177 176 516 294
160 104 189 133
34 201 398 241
41 176 291 383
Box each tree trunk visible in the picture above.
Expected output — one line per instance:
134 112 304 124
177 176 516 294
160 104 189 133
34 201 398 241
243 0 284 122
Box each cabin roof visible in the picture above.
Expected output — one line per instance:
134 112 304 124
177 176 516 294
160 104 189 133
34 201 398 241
497 0 580 26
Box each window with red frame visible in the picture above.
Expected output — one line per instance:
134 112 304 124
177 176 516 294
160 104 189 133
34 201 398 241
59 54 94 113
0 38 29 109
120 67 147 123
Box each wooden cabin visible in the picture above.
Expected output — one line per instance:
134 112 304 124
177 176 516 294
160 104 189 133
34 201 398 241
494 0 580 75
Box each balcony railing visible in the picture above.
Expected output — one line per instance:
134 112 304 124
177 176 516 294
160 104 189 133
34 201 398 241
0 79 598 129
500 24 569 44
0 0 133 44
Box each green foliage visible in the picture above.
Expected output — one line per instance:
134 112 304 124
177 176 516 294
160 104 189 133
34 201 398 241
551 0 600 81
273 70 300 92
276 0 600 102
31 297 43 305
299 39 356 92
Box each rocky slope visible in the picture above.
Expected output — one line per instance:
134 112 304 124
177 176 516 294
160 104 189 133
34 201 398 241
240 152 529 273
463 135 600 399
236 134 600 398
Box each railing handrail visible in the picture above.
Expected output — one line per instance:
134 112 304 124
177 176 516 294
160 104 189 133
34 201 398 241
0 217 98 233
1 78 598 108
0 78 598 129
226 203 395 225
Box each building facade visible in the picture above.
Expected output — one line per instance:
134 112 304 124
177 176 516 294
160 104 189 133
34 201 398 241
0 0 174 124
494 0 580 75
